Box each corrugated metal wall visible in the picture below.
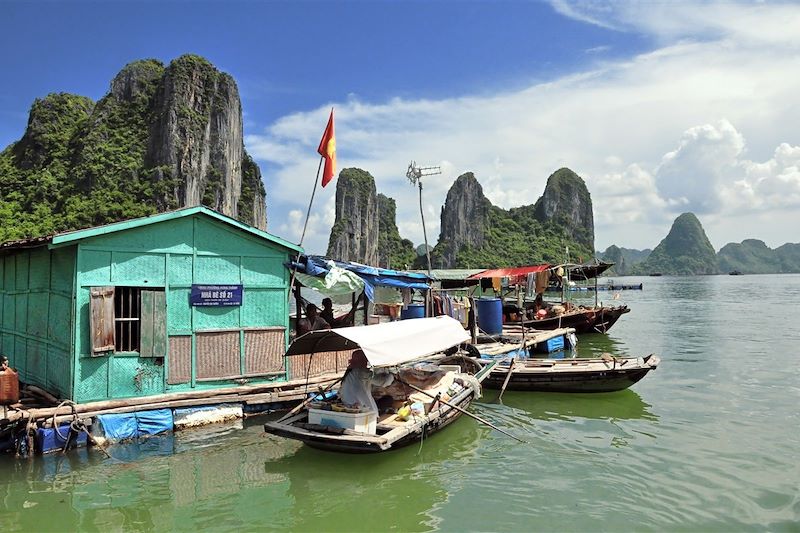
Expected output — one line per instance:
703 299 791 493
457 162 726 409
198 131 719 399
0 247 75 399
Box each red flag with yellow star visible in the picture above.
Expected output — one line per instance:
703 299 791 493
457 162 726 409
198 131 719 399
317 109 336 187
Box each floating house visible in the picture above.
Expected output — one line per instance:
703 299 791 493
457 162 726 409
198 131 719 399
0 207 301 404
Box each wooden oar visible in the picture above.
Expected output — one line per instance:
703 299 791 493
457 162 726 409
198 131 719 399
496 359 516 403
398 379 526 443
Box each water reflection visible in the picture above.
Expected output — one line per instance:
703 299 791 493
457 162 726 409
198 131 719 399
489 389 658 423
262 414 485 532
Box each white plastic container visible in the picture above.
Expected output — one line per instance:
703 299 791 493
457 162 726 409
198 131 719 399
308 408 378 434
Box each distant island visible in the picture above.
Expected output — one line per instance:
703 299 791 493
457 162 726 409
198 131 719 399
599 214 800 275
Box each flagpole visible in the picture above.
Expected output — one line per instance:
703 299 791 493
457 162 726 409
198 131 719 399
288 155 324 304
300 155 325 247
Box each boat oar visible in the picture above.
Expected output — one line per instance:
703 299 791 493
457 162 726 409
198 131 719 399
495 359 516 403
398 379 526 443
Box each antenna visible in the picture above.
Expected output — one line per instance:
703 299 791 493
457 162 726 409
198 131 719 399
406 161 442 276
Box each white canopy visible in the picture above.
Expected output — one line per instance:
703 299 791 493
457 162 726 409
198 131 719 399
286 315 470 368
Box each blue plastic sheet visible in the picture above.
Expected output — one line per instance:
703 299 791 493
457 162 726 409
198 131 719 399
136 408 173 436
97 413 138 441
97 409 173 441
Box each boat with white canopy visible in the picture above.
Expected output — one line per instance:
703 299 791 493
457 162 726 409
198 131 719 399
264 316 500 453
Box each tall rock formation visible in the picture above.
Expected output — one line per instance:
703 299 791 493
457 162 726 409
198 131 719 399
377 194 416 269
637 213 718 275
0 55 267 243
327 168 379 264
435 173 491 268
432 169 595 268
533 168 594 252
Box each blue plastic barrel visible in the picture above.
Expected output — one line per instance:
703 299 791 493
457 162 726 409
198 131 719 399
476 297 503 334
400 303 426 320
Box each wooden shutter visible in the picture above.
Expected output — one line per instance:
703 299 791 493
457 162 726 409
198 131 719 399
140 290 166 357
90 287 115 354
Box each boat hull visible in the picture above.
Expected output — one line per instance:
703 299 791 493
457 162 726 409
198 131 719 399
483 355 659 393
523 306 630 334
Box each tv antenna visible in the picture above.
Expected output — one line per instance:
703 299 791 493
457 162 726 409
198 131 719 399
406 161 441 276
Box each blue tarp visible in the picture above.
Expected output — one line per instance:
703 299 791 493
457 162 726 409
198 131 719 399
136 409 173 436
287 255 431 301
97 409 174 441
97 413 138 441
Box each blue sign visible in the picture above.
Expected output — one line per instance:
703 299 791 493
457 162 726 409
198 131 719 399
190 285 243 307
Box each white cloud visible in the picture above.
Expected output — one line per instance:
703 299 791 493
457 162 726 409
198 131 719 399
250 1 800 254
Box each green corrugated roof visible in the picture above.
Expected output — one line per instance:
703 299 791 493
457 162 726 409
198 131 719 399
48 206 303 253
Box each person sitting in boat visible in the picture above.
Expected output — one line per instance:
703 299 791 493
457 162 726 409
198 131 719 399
339 349 393 412
320 297 357 328
297 304 330 335
533 293 549 319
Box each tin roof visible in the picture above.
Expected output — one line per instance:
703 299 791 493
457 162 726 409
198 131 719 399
0 206 303 253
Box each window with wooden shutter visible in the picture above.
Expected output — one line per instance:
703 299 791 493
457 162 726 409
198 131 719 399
90 287 116 354
140 290 166 357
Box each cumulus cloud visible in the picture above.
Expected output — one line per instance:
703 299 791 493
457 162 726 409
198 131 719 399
249 1 800 253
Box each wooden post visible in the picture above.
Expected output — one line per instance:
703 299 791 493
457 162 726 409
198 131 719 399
468 296 478 343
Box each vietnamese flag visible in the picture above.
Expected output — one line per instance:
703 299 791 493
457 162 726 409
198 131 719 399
317 109 336 187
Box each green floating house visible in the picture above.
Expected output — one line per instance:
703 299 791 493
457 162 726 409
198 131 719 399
0 207 302 403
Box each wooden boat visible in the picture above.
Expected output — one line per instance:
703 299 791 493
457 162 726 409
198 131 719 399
729 270 743 276
264 316 496 453
515 304 630 333
481 354 660 393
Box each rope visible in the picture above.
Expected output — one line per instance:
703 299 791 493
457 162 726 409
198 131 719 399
52 400 77 441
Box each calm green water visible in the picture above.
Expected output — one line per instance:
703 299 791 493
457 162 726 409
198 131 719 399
1 275 799 531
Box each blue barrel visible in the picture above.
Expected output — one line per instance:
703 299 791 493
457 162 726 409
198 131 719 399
401 303 426 320
476 297 503 334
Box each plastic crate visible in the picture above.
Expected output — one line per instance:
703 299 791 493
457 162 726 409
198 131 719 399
534 335 565 353
308 408 377 434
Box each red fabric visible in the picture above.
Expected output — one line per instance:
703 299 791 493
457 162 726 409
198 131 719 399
468 264 551 280
317 109 337 187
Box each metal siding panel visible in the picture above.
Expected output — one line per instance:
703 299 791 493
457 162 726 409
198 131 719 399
194 255 241 284
244 329 286 375
168 254 193 285
27 292 48 337
140 290 154 357
75 356 108 402
80 250 112 285
45 346 71 398
196 331 239 379
194 306 239 330
90 287 115 353
14 294 27 333
241 257 286 287
48 293 71 347
167 335 191 384
110 357 164 398
167 288 192 333
50 247 75 292
112 252 166 285
240 288 285 328
15 253 29 290
26 339 46 387
28 248 50 289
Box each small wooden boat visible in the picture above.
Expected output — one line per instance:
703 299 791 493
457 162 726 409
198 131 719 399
481 354 660 393
264 316 496 453
518 305 630 334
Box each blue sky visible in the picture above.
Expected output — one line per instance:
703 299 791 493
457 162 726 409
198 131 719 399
3 1 800 254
